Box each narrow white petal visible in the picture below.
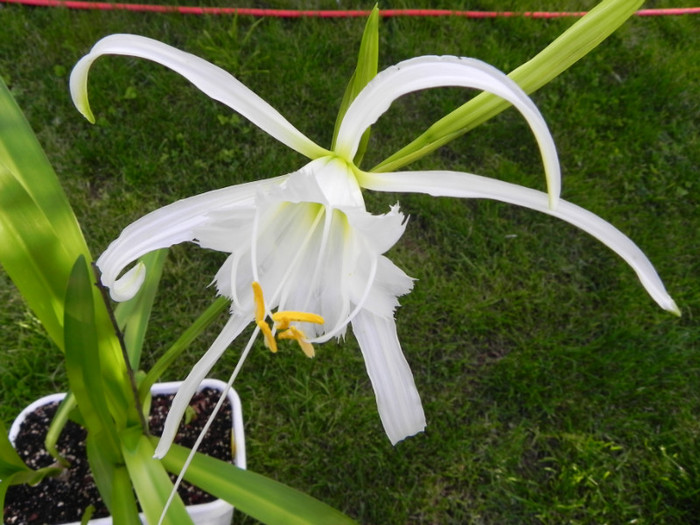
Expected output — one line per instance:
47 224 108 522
70 34 328 159
154 313 251 459
360 170 679 315
352 310 426 445
348 256 414 319
96 176 284 301
337 56 560 208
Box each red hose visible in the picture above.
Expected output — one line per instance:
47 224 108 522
1 0 699 18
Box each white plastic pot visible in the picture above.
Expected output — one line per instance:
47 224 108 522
8 378 246 525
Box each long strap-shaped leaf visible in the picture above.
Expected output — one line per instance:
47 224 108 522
114 248 169 369
157 439 357 525
0 161 73 347
331 5 379 166
122 429 194 525
64 255 122 461
0 77 95 348
1 78 136 426
0 77 89 260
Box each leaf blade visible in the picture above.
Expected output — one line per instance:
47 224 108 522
158 440 357 525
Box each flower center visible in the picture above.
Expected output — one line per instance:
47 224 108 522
252 281 324 357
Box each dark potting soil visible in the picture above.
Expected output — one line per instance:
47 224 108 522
4 388 234 524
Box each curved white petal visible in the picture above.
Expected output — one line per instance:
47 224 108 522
345 203 407 255
108 262 146 302
360 169 679 315
96 176 285 301
337 56 560 208
70 34 328 160
154 312 251 459
352 309 426 445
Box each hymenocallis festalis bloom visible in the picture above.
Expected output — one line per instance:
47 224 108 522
70 13 678 460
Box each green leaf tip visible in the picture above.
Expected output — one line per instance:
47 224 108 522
331 4 379 162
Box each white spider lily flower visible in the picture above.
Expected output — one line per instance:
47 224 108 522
70 34 678 457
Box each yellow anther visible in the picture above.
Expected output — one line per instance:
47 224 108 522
257 320 278 353
251 281 324 357
272 311 325 331
278 326 315 358
252 281 266 324
252 282 277 352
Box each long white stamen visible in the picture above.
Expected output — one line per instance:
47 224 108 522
309 255 378 344
250 203 263 286
300 206 333 314
158 325 260 525
269 204 326 311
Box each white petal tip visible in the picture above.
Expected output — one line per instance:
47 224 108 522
109 262 146 302
389 423 426 446
69 56 97 124
153 442 169 459
667 300 681 317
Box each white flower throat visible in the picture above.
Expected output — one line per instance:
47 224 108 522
213 156 411 346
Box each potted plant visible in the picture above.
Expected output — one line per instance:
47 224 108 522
1 2 678 523
0 70 356 525
6 378 246 525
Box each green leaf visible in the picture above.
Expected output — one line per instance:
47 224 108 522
0 77 94 349
114 248 168 369
44 393 76 467
0 419 30 477
0 160 77 349
331 5 379 166
1 417 64 523
109 465 142 525
158 439 357 525
373 0 644 172
0 465 64 523
121 428 194 525
64 255 121 461
0 76 89 260
0 78 132 422
86 433 117 511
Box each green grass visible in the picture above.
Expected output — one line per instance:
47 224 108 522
1 1 698 523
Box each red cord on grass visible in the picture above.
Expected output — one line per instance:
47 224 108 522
1 0 699 17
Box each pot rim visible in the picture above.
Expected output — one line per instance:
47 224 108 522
7 378 246 524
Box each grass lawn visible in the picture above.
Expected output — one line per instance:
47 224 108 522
1 0 698 523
